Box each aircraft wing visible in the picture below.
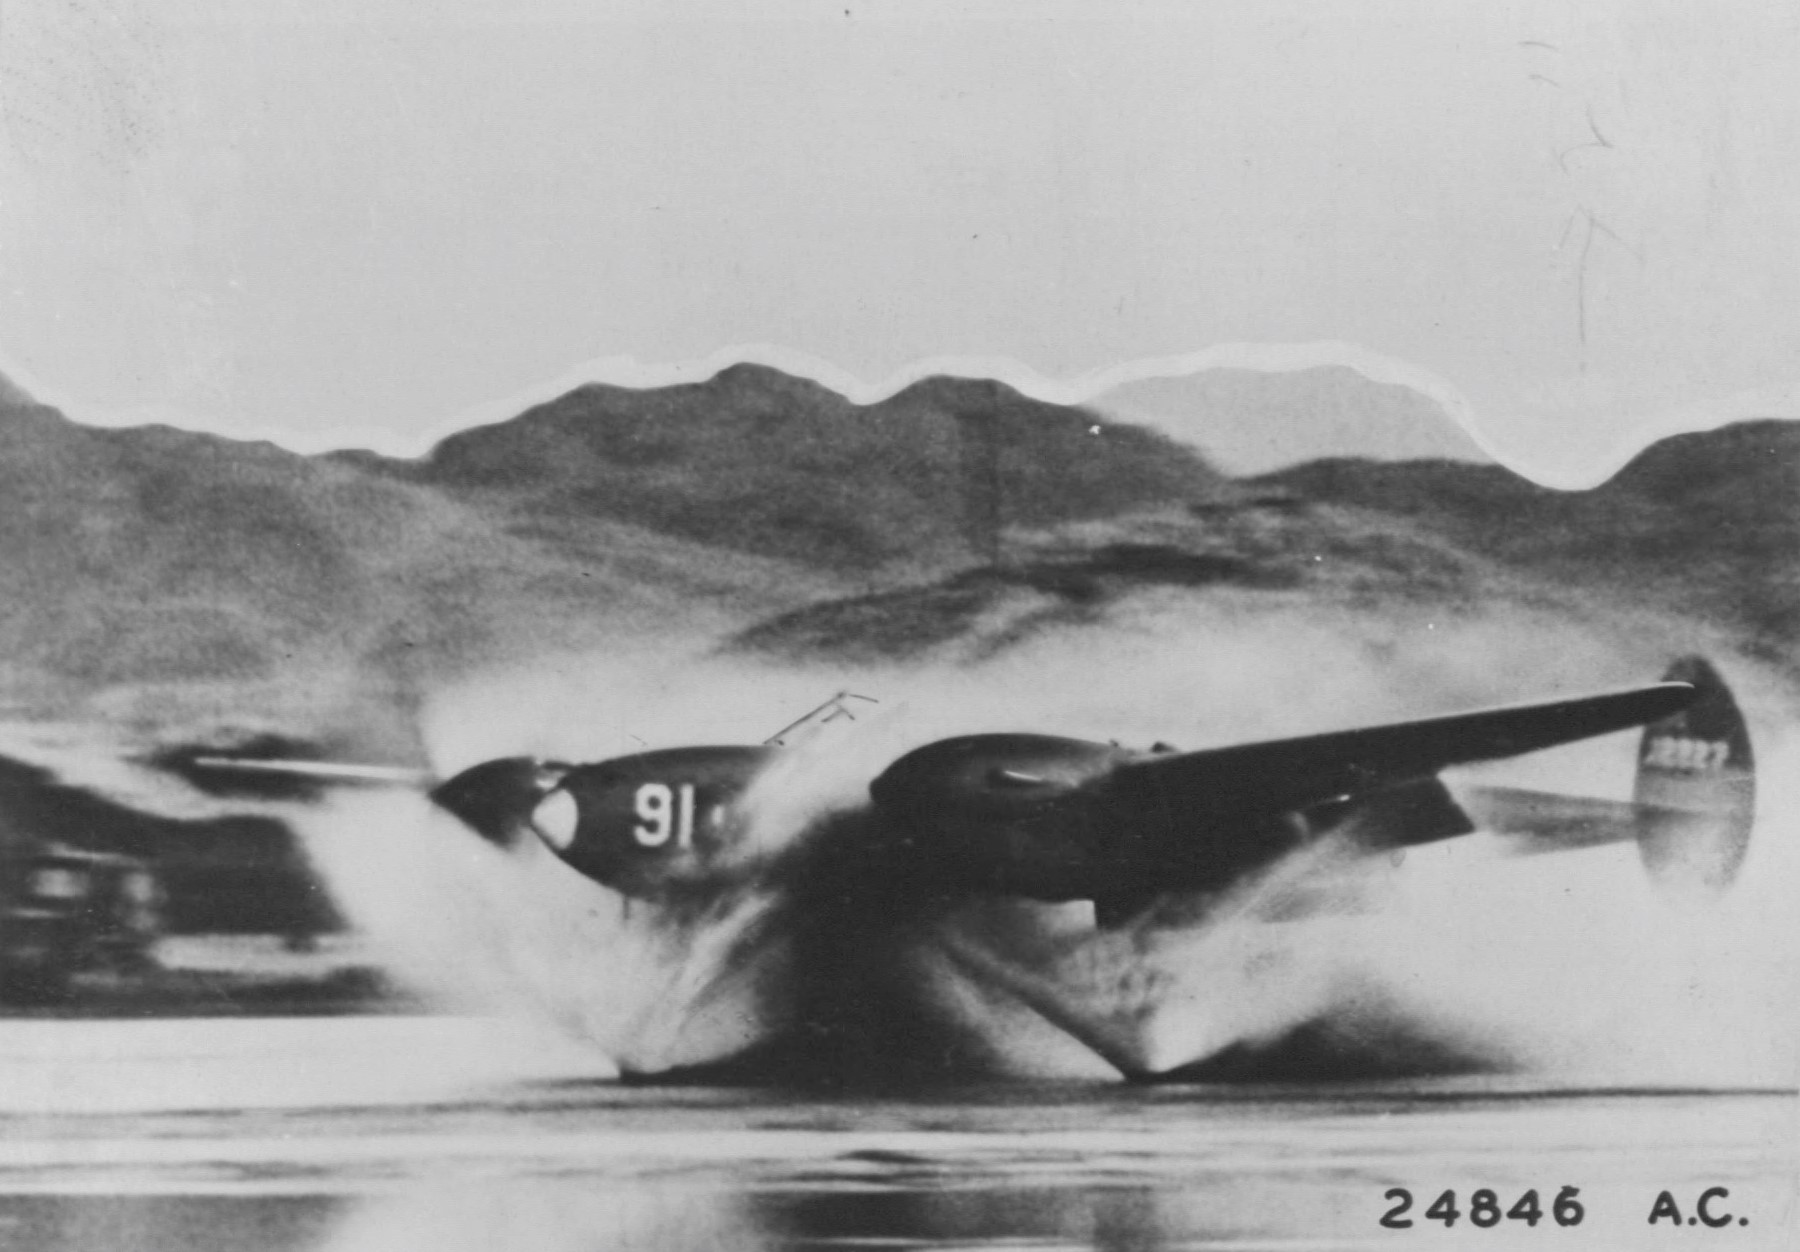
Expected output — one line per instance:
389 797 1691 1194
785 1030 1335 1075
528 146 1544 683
1106 681 1695 820
184 757 434 787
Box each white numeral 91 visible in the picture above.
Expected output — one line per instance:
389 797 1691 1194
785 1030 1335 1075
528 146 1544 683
634 782 696 847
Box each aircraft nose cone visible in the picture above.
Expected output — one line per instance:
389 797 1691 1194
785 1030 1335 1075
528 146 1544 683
428 757 567 846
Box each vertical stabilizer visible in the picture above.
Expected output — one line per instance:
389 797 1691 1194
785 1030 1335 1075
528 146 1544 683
1633 656 1755 897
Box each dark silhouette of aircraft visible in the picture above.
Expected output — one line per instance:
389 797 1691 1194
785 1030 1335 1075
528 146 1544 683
165 656 1755 1083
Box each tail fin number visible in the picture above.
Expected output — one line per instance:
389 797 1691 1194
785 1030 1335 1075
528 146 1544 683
634 782 697 848
1642 736 1730 773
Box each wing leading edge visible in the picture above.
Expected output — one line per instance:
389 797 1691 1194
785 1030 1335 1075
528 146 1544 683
1108 681 1696 820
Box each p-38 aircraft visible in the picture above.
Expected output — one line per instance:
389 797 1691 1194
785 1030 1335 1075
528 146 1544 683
170 655 1755 1083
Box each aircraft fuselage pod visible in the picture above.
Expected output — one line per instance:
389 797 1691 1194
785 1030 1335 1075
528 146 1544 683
526 746 783 901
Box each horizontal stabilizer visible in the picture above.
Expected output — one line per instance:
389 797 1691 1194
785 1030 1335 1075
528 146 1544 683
1453 784 1645 850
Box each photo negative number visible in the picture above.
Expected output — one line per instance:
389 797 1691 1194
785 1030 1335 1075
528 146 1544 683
1380 1187 1583 1230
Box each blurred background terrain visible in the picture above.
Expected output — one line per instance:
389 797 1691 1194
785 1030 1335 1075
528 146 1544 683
1 363 1792 747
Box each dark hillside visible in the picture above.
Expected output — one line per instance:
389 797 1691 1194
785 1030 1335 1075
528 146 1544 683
1262 420 1800 660
366 365 1236 571
0 395 839 708
2 366 1791 727
0 404 389 684
1 365 1228 714
732 494 1546 663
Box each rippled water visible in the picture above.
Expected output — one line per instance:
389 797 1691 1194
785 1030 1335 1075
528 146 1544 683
2 1072 1791 1251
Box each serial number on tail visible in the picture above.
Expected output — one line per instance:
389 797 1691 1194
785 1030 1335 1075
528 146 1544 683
1641 736 1731 772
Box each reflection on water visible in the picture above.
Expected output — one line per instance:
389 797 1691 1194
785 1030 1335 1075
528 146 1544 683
320 1181 1294 1252
4 1188 1215 1252
0 1196 345 1252
0 1083 1792 1251
0 1183 1420 1252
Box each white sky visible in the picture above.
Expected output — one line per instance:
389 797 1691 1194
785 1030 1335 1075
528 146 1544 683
0 0 1795 484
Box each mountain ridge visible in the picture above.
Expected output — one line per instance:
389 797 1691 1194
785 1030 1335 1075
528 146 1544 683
344 364 1237 571
1 367 1792 735
1257 419 1800 662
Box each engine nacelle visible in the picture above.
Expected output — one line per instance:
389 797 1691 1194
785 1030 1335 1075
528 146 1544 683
871 734 1145 898
870 733 1358 901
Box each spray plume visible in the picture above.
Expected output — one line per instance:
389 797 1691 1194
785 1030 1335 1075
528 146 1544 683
289 603 1795 1085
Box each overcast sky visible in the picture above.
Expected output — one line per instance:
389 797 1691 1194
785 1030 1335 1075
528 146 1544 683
1 0 1794 484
